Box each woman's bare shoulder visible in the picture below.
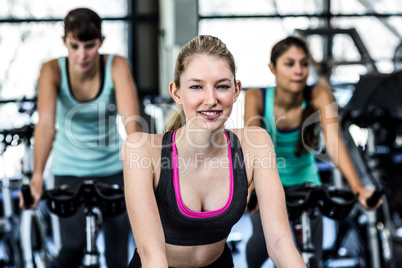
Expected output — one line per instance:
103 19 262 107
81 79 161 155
312 84 335 108
110 54 130 69
244 88 263 99
124 132 164 151
39 59 61 89
229 127 272 150
40 59 60 74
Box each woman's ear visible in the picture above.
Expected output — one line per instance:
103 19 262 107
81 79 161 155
169 82 183 105
99 35 105 47
233 80 242 103
269 62 276 76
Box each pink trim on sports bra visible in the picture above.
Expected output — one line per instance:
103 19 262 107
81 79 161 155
171 129 234 218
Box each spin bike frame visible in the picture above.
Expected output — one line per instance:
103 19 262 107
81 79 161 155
285 184 384 267
22 179 125 268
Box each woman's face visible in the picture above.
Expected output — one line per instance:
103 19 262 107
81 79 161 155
270 45 309 94
64 32 103 73
171 53 241 132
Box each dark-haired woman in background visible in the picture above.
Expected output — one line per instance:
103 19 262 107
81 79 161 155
244 36 381 267
19 8 140 267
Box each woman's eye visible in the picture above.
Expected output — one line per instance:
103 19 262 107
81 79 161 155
285 62 294 67
217 85 230 89
85 44 96 49
190 85 202 89
71 44 79 50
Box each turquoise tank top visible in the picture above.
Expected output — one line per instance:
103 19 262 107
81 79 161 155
51 55 123 177
263 86 321 186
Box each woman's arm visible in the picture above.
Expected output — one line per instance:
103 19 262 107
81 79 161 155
312 85 380 210
24 61 58 208
244 89 264 210
122 133 168 267
112 55 141 135
247 127 305 267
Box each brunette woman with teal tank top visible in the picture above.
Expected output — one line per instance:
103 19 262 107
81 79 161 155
244 36 380 267
19 8 141 268
263 86 321 187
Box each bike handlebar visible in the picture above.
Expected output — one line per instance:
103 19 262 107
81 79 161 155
366 186 385 208
0 96 37 105
285 184 358 220
0 124 34 147
21 184 34 207
247 189 257 211
20 180 126 217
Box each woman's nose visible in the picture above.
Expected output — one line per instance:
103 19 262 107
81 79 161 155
77 47 87 60
204 88 218 105
295 63 303 74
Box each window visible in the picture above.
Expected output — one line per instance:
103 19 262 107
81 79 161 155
198 0 402 88
0 0 129 99
198 0 402 128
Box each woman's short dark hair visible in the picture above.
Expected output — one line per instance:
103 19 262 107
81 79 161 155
63 8 102 41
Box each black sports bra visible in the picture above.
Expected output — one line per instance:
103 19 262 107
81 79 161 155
155 129 248 246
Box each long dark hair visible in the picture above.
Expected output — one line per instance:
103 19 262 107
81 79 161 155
270 36 318 156
63 8 102 41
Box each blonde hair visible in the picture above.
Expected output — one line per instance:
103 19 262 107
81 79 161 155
165 35 237 132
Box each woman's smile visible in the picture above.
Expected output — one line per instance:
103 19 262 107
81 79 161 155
198 110 223 120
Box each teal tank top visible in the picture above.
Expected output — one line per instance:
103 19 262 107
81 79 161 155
263 86 321 187
51 55 123 177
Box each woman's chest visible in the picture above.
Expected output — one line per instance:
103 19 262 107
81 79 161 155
69 77 102 102
177 162 231 212
273 105 302 130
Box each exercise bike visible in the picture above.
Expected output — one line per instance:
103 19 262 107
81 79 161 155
0 97 41 268
341 70 402 268
285 184 383 268
21 179 126 268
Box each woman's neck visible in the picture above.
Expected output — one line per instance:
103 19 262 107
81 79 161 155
175 126 227 157
70 55 99 82
275 85 304 111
